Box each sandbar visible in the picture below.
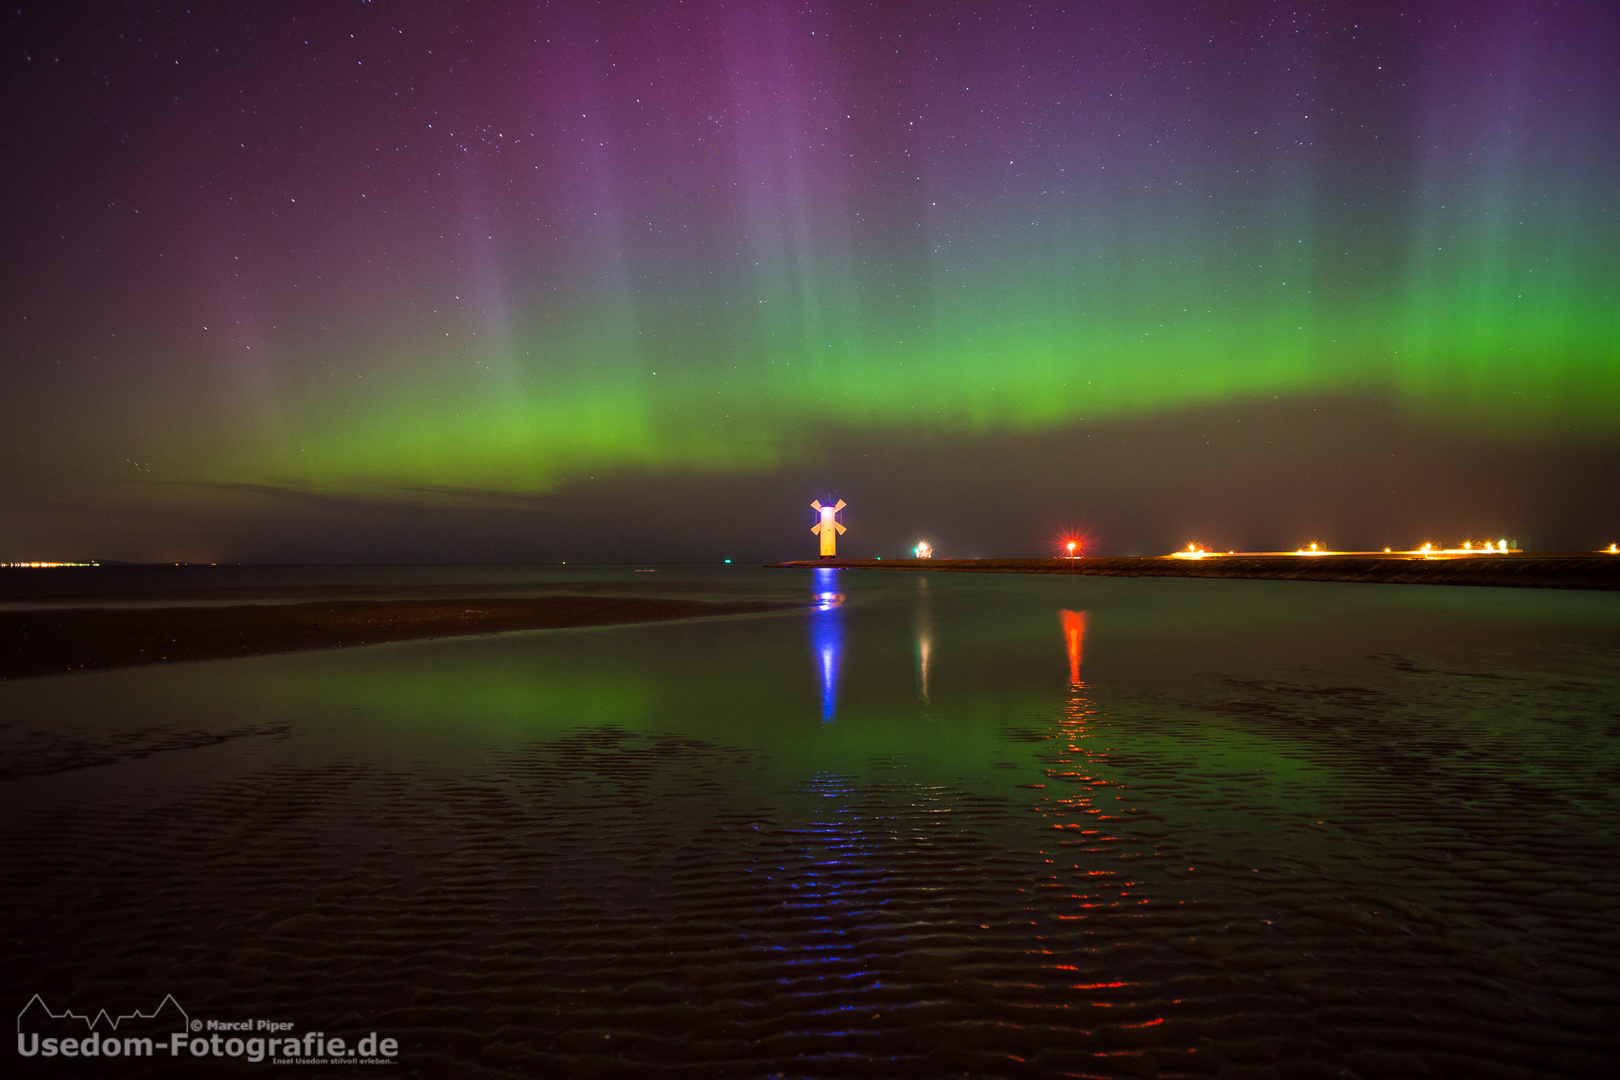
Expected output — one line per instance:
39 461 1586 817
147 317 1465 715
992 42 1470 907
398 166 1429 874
0 595 799 680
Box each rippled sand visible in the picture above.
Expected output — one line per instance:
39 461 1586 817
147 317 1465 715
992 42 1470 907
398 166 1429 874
2 573 1617 1078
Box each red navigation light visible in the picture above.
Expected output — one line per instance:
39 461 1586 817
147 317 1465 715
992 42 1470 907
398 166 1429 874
1054 528 1089 559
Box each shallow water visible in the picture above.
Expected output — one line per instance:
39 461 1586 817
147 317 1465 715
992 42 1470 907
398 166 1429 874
3 567 1618 1077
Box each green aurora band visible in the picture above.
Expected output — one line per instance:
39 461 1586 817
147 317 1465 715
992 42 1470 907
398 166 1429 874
242 214 1618 495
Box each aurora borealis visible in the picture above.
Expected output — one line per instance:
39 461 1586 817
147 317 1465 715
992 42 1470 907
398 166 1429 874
3 1 1618 562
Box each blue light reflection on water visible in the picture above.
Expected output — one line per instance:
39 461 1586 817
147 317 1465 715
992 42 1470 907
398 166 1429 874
809 567 845 722
779 771 885 1013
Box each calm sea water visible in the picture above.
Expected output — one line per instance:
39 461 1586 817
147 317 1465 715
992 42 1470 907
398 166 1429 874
2 566 1618 1077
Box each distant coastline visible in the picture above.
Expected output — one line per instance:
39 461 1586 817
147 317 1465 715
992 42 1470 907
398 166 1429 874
773 554 1620 591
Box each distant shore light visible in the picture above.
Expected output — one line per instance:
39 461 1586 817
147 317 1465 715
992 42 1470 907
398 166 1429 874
1167 543 1520 559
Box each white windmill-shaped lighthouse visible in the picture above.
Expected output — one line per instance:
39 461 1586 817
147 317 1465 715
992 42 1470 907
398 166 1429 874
811 499 846 559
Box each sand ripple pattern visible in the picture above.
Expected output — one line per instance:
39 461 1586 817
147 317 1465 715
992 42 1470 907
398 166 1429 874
3 652 1619 1077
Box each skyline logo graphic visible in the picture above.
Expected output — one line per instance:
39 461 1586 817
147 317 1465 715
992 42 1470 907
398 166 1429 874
16 992 189 1034
17 993 188 1061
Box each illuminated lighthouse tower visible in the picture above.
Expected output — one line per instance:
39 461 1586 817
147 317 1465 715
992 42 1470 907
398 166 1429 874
811 499 846 558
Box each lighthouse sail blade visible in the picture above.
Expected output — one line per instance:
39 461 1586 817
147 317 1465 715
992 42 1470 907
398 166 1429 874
833 500 846 513
834 522 846 535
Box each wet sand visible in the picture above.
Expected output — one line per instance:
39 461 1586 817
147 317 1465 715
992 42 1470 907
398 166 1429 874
6 718 1618 1077
0 595 800 680
778 554 1620 590
3 570 1617 1076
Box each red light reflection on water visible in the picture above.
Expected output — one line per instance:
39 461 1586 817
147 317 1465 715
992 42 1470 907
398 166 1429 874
1031 607 1146 953
1059 609 1087 684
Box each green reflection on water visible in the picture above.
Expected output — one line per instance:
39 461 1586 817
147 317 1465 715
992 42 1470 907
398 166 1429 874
3 571 1618 818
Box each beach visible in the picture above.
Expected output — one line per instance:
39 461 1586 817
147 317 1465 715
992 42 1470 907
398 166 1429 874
2 566 1618 1075
5 567 1619 1075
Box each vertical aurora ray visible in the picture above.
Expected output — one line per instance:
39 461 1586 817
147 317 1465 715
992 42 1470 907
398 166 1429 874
2 1 1616 505
1393 5 1620 427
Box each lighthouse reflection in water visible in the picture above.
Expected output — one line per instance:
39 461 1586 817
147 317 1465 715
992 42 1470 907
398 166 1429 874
807 573 1089 725
810 568 845 722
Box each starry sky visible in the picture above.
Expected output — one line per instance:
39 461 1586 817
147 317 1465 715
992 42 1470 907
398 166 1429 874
3 1 1618 563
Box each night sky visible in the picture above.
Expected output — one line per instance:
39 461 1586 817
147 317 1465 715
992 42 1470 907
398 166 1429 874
3 1 1617 563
